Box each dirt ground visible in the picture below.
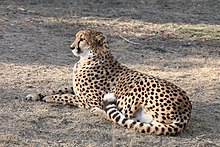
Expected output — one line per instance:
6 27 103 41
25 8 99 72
0 0 220 146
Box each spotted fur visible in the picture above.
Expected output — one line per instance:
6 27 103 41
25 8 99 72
26 29 192 135
103 93 190 135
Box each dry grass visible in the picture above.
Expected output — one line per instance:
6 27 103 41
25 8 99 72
0 0 220 146
15 16 220 40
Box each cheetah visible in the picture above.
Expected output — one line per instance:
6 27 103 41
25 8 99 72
26 29 192 135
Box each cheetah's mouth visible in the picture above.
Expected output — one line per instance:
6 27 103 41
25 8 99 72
76 48 83 54
72 47 82 56
71 45 93 58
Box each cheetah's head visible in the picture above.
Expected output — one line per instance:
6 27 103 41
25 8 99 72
70 29 108 58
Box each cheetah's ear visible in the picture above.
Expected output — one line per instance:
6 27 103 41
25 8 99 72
96 34 107 46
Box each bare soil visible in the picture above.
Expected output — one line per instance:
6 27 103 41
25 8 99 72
0 0 220 146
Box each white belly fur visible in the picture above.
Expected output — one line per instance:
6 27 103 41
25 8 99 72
133 108 153 123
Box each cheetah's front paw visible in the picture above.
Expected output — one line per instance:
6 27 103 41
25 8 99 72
25 93 41 101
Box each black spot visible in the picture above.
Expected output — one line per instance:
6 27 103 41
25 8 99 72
180 118 184 122
173 93 178 96
130 121 136 127
140 81 143 85
167 100 171 103
168 127 172 132
156 89 161 92
174 128 178 132
147 127 151 133
162 116 166 120
141 129 146 133
140 122 144 127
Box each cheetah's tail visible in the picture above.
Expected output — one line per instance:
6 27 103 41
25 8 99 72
103 93 189 136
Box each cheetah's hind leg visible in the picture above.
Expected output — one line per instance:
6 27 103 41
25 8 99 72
90 93 116 120
90 107 110 120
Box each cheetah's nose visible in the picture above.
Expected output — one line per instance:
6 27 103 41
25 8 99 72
70 45 74 50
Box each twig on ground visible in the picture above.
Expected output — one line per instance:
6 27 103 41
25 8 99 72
81 16 113 20
113 17 122 22
119 35 141 45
